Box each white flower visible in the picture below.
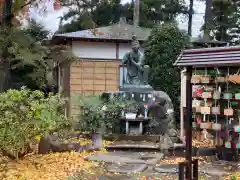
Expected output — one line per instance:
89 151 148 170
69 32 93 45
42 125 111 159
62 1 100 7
101 105 107 111
167 109 174 114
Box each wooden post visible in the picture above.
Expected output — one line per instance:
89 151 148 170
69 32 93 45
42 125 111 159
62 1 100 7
178 162 185 180
93 61 95 94
185 66 193 179
80 61 83 95
105 61 107 91
192 158 198 180
3 0 13 26
180 68 186 141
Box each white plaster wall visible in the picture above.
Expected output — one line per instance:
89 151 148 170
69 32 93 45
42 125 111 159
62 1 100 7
119 43 131 59
72 41 117 59
72 41 145 60
119 43 145 59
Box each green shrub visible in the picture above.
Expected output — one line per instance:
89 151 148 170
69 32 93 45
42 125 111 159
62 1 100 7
0 87 69 158
76 95 104 133
74 94 136 134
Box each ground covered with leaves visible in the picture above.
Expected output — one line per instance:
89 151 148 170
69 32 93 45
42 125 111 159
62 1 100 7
0 139 111 180
0 138 239 180
0 149 107 180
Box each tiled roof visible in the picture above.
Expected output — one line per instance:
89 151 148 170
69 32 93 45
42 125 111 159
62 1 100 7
190 37 227 44
53 23 151 41
174 46 240 67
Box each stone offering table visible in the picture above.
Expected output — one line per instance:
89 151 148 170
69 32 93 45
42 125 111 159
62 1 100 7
119 117 151 135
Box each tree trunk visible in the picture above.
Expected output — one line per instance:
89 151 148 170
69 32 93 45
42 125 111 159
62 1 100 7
219 1 226 41
188 0 194 36
133 0 140 28
0 61 10 92
0 0 13 92
204 0 213 40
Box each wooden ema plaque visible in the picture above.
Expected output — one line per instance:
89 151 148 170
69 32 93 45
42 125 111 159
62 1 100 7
235 93 240 100
234 126 240 133
213 91 221 99
212 107 220 115
212 123 221 131
201 76 210 84
202 92 212 99
191 75 201 84
225 142 231 149
201 107 210 115
200 122 212 129
215 76 225 83
224 108 233 116
223 93 232 100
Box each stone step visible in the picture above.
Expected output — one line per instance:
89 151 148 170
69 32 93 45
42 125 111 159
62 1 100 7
106 140 158 150
153 163 231 177
105 141 219 157
172 147 218 157
104 134 182 143
107 163 148 173
106 140 185 150
103 134 160 142
86 151 164 165
98 175 139 180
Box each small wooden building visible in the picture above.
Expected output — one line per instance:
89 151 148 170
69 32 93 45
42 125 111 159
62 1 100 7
179 39 227 138
175 46 240 179
51 19 151 116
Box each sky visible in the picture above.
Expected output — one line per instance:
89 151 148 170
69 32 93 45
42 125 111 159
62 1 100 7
32 0 205 37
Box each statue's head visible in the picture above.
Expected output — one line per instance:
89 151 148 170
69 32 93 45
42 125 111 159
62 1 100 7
131 35 140 52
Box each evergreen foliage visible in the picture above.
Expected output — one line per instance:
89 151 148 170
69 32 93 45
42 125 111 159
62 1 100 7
199 0 240 44
211 0 240 44
145 24 190 120
57 0 187 33
0 21 76 90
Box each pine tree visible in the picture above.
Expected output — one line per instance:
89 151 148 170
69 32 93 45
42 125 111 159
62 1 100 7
57 0 123 33
0 0 50 91
199 0 240 44
58 0 187 33
212 0 240 44
0 0 75 90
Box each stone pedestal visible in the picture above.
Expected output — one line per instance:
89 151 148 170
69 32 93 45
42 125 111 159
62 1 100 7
119 84 153 92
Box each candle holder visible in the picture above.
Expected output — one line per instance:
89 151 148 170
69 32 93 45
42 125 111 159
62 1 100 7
121 108 125 117
144 105 148 118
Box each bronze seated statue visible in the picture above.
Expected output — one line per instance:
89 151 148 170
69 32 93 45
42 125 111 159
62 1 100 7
121 35 151 87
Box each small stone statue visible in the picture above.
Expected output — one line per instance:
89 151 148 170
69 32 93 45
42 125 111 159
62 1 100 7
122 35 150 85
